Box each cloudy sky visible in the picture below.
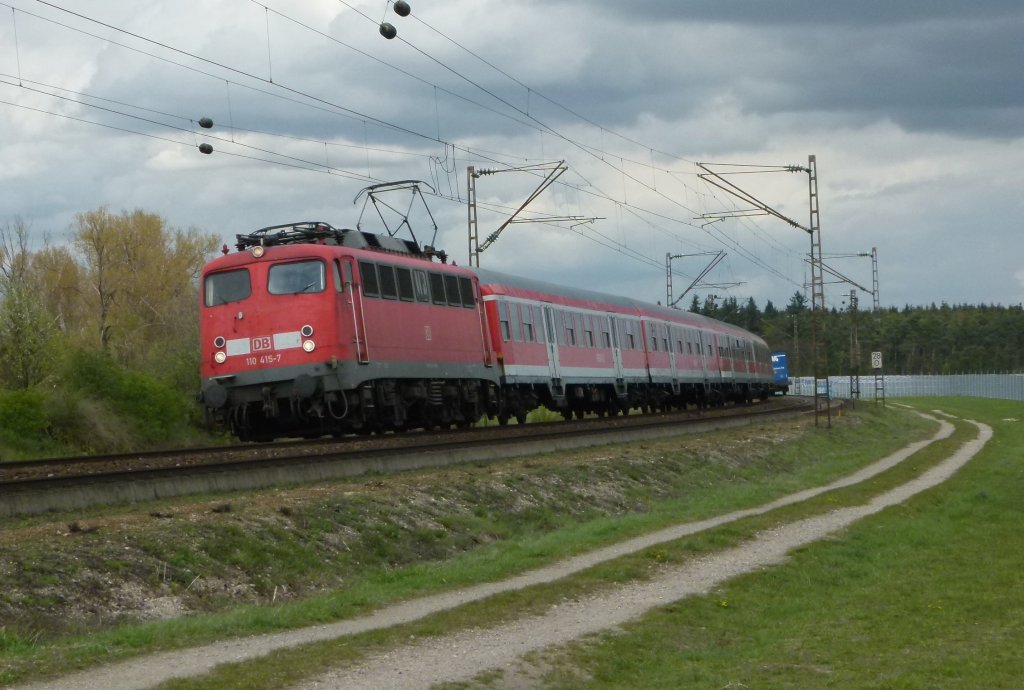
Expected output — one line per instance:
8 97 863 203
2 0 1023 310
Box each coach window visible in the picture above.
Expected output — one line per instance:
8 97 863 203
584 316 594 348
268 260 325 295
565 312 577 346
379 264 398 300
498 301 511 341
396 267 415 301
508 304 521 341
521 305 535 342
459 277 476 308
429 272 447 305
620 321 632 350
359 261 379 297
553 311 565 345
204 268 251 306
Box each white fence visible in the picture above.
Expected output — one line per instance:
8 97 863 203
787 374 1024 402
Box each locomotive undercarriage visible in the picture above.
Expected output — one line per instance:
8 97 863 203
210 377 499 442
208 376 774 441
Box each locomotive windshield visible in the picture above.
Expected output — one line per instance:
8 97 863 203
204 269 251 307
268 260 326 295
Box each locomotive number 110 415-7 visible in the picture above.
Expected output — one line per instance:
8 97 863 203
245 354 282 366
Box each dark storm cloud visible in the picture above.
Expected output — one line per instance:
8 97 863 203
581 0 1022 27
510 0 1024 138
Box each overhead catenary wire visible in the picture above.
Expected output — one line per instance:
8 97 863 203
6 0 809 297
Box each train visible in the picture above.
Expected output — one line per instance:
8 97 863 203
199 222 779 441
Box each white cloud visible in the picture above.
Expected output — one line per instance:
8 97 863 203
2 0 1023 308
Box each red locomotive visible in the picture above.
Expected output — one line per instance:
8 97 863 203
200 222 776 441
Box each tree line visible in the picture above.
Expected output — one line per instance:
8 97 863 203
4 210 1022 390
688 292 1024 376
0 209 219 392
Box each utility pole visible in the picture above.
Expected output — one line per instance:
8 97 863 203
696 155 830 427
870 246 885 406
847 289 861 406
806 155 830 427
665 251 730 308
467 162 599 267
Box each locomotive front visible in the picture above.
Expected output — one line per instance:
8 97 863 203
200 238 347 440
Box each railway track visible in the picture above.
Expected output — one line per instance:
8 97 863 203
0 398 811 518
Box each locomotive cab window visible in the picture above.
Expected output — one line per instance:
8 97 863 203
268 260 325 295
204 268 251 307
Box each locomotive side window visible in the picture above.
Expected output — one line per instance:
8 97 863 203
429 272 447 305
359 261 379 297
458 277 475 308
268 260 325 295
379 264 398 300
396 267 415 301
332 260 344 293
444 275 461 307
412 270 431 302
204 269 251 306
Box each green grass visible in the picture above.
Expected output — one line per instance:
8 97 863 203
0 403 940 686
142 399 1019 690
497 397 1024 689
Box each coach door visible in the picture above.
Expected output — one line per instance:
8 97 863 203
542 305 562 391
698 330 716 382
608 315 627 396
667 324 679 394
344 259 370 363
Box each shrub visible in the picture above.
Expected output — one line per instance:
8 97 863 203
0 388 49 440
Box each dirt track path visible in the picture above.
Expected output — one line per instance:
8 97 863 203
13 412 989 690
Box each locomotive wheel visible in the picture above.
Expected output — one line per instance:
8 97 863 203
515 413 528 425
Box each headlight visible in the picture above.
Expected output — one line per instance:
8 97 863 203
300 324 314 337
302 340 316 353
251 246 265 258
214 351 227 364
213 336 226 348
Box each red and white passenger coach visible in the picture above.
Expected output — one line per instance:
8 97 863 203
200 222 775 440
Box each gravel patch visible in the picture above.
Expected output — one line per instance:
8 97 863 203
10 413 986 690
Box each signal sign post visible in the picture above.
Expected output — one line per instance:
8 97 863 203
871 351 885 406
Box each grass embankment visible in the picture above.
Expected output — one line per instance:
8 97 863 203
146 399 1020 690
1 403 941 686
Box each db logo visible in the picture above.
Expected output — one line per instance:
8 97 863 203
251 336 273 351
